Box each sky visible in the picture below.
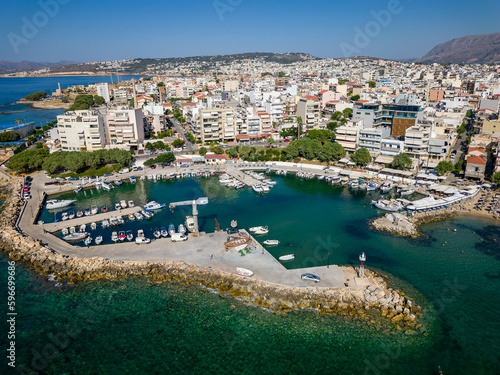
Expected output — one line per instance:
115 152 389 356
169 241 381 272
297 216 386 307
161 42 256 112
1 0 499 62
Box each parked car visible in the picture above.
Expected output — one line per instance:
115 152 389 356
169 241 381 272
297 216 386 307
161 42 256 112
23 194 31 200
67 177 79 181
301 273 321 283
150 165 156 169
119 168 130 174
55 177 66 182
171 233 188 242
103 173 114 177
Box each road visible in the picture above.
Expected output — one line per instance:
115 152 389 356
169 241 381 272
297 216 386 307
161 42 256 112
169 117 197 152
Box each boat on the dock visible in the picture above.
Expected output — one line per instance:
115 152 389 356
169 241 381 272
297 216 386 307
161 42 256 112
84 208 91 216
73 186 82 194
126 230 134 241
371 199 404 212
168 223 175 236
116 216 124 225
69 226 76 233
68 211 75 219
111 231 119 242
235 268 254 277
263 240 280 246
153 228 161 239
129 176 136 183
279 254 295 261
144 201 165 210
115 180 122 187
119 231 126 241
62 228 69 236
47 199 77 210
160 227 168 237
84 236 92 246
63 232 87 242
185 216 196 232
102 181 114 191
134 212 144 220
95 235 103 245
224 237 250 250
101 206 108 213
120 200 127 209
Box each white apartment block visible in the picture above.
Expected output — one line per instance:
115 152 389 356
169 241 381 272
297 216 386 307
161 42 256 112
96 83 111 103
404 123 431 161
105 108 145 148
335 125 362 154
196 106 236 144
264 99 283 124
296 96 321 130
221 80 239 92
57 110 107 152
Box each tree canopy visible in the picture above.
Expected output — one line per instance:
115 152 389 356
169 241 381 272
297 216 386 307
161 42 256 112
198 147 207 156
391 153 412 170
435 161 454 176
25 91 46 101
492 172 500 185
351 148 371 165
0 132 21 142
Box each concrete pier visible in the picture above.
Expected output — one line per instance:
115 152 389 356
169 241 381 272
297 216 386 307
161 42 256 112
226 168 262 187
42 206 143 233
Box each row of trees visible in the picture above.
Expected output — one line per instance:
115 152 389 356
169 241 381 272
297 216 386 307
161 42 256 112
0 132 21 142
25 91 46 101
6 148 132 174
144 152 175 166
144 141 171 151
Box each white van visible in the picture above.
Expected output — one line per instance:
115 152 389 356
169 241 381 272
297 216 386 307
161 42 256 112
119 168 130 174
171 233 188 242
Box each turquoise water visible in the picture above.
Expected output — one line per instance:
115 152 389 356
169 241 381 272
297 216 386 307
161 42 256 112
3 174 500 374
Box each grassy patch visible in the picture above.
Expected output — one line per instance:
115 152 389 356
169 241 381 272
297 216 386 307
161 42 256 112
51 164 121 178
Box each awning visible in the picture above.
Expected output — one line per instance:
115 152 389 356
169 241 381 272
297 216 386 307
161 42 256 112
375 155 394 164
339 158 349 164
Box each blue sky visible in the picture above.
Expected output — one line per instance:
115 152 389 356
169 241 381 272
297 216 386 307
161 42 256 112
1 0 499 62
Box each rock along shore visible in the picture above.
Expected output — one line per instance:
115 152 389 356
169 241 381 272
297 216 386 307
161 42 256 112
0 181 423 333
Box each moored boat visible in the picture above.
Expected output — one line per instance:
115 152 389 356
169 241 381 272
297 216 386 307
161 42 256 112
128 200 134 207
119 231 126 241
111 231 119 242
178 224 186 234
46 199 77 210
235 267 254 277
371 199 404 212
95 235 103 245
263 240 279 246
144 201 166 210
279 254 295 261
168 223 175 236
126 230 134 241
185 216 196 232
160 227 168 237
76 210 83 218
84 236 92 246
63 232 87 242
153 228 161 239
120 200 127 209
128 213 135 221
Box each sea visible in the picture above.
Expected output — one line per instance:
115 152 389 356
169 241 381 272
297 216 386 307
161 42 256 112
0 77 499 374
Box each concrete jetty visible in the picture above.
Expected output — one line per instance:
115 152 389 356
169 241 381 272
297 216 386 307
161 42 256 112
226 168 261 187
42 206 142 233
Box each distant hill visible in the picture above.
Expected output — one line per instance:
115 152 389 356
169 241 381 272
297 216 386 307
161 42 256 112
0 60 79 72
417 33 500 64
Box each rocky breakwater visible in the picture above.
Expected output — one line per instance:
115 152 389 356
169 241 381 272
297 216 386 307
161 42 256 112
0 182 423 333
371 213 419 237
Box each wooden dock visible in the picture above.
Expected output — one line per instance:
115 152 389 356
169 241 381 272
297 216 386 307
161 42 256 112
42 206 142 233
226 169 262 187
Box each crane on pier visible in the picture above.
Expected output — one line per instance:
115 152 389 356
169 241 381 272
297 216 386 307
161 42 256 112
168 197 208 236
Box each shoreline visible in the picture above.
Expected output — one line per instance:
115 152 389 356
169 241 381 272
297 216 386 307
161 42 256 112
0 177 425 334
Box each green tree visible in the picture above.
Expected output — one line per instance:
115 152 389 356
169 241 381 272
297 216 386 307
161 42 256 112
129 98 134 108
331 111 342 121
172 139 184 148
296 116 303 138
226 147 239 159
351 95 360 102
267 137 275 146
0 132 21 142
157 82 164 87
93 95 105 106
491 172 500 185
368 81 376 88
186 133 195 142
435 161 454 176
153 141 165 150
199 147 207 156
155 153 175 164
327 122 339 131
25 91 47 101
145 142 155 151
342 108 353 118
210 145 224 155
454 159 464 173
457 122 466 134
331 142 346 160
391 153 412 170
278 71 286 77
351 148 371 166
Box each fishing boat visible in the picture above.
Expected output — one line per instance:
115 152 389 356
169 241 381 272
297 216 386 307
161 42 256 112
115 203 121 210
142 210 152 219
84 236 92 246
380 181 394 193
84 208 91 216
252 184 264 193
118 231 126 241
73 186 82 194
63 232 87 242
235 268 254 277
144 201 166 210
79 224 86 233
371 199 404 212
68 211 75 220
128 213 135 221
111 231 119 242
134 212 144 221
120 200 127 209
153 228 161 239
399 188 415 196
101 206 108 213
178 224 186 234
46 199 77 210
62 228 69 236
69 226 76 234
101 219 109 229
91 205 98 215
126 230 134 241
168 223 175 236
76 210 84 218
279 254 295 261
61 212 68 221
129 176 136 183
160 227 168 237
95 235 103 245
263 240 280 246
128 200 134 207
135 229 151 244
185 216 196 232
224 237 250 250
115 180 122 187
90 222 97 230
102 182 113 191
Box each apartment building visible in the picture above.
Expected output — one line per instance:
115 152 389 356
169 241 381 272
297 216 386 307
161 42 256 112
403 122 431 161
96 83 111 103
195 106 236 144
264 98 283 124
375 94 423 137
358 127 390 155
335 125 362 154
57 110 107 152
296 96 320 130
221 80 239 92
257 112 273 134
105 108 145 149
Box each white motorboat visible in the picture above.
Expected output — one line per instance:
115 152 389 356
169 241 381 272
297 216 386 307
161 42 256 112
95 236 103 245
129 176 136 183
168 223 175 236
63 232 86 242
142 210 153 219
61 212 68 221
73 186 82 194
69 226 76 234
135 229 150 244
120 200 127 209
279 254 295 261
372 199 404 212
134 212 144 220
185 216 196 232
144 201 166 210
119 231 126 241
101 219 109 229
111 231 119 242
128 200 135 207
68 211 75 220
380 182 394 193
249 226 267 232
178 224 186 234
115 203 121 210
349 180 360 189
84 236 92 246
91 205 98 215
399 189 415 196
253 227 269 235
90 222 97 230
235 267 254 277
126 230 134 241
62 228 69 236
160 227 168 237
102 182 113 191
153 228 161 239
263 240 280 246
79 224 86 233
252 184 264 193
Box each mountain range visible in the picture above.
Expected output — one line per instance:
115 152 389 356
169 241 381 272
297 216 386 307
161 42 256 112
0 60 79 72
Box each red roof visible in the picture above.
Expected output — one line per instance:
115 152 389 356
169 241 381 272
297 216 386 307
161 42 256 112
303 95 319 101
468 147 485 153
467 156 486 165
318 90 328 95
205 155 227 160
356 100 369 103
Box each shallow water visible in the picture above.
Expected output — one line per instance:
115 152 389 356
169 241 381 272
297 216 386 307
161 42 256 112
3 174 500 374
